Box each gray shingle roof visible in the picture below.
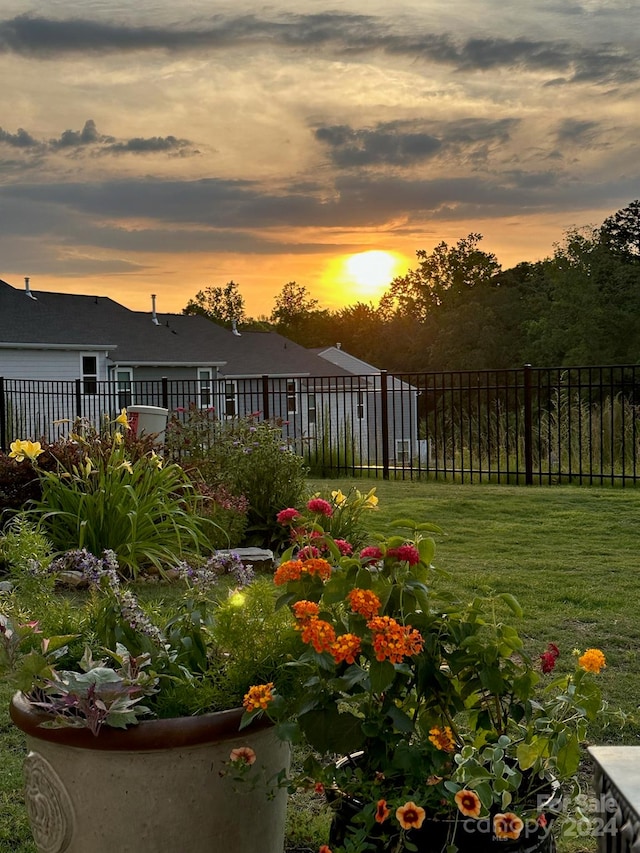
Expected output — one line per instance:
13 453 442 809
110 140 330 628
0 280 350 376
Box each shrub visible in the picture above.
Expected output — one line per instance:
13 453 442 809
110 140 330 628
166 410 308 548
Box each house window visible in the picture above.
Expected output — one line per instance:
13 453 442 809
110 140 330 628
357 391 365 420
81 355 98 395
224 381 237 418
395 439 410 466
198 368 213 409
307 393 316 426
116 368 133 409
287 380 297 414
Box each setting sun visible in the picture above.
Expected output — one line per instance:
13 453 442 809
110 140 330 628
342 251 404 298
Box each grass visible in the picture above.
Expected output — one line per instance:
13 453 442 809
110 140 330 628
4 479 640 852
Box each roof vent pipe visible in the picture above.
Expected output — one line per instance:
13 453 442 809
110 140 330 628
151 294 160 325
231 319 241 337
24 276 37 301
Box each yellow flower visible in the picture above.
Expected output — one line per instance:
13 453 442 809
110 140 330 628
115 408 130 429
242 683 275 713
149 451 163 469
9 439 43 462
493 812 524 840
455 789 482 818
396 801 426 830
118 460 133 474
113 432 123 446
578 648 606 673
428 725 455 753
331 489 347 506
364 488 378 507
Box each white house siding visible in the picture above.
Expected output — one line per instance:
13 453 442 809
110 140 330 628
0 348 107 381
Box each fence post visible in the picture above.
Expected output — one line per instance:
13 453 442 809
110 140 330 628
261 375 270 420
161 377 169 410
380 370 390 480
75 378 82 419
0 377 5 451
523 364 533 486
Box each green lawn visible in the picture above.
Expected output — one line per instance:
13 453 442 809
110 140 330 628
4 479 640 852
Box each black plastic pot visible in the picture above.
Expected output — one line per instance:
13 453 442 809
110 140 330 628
327 754 560 853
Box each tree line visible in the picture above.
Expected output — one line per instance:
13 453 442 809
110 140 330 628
183 200 640 372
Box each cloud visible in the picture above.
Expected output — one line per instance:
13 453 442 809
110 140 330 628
2 168 634 240
554 118 603 145
0 125 41 148
315 118 518 168
315 123 442 167
0 119 198 158
0 13 637 86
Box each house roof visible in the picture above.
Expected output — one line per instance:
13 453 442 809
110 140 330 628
0 280 350 377
313 346 382 375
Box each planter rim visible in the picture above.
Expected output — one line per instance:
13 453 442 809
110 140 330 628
10 691 270 751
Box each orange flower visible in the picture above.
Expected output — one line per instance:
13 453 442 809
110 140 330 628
578 648 606 673
242 682 274 712
375 799 390 824
301 557 333 582
319 846 333 853
347 588 381 619
300 618 337 653
396 801 426 830
330 633 361 665
274 560 304 586
454 789 482 818
367 615 424 664
493 812 524 840
229 746 256 765
292 600 320 626
428 725 455 753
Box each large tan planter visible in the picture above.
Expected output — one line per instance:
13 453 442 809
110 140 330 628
10 693 289 853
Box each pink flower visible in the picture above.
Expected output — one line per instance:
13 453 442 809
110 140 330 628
277 508 302 525
229 746 257 765
307 498 333 517
298 545 321 560
360 546 384 562
334 539 353 556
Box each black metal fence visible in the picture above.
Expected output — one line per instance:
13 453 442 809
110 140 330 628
2 365 640 485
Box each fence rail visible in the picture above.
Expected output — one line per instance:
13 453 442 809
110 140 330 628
2 364 640 485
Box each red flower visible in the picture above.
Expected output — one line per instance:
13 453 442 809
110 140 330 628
334 539 353 556
277 508 301 525
387 544 420 565
540 642 560 673
359 546 383 562
307 498 333 517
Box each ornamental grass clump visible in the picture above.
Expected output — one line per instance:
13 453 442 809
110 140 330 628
242 502 616 853
7 412 215 579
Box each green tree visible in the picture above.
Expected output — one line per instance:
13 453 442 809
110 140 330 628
270 282 318 327
601 199 640 258
182 281 246 327
380 234 501 322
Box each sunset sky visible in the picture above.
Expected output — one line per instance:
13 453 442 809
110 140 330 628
0 1 638 317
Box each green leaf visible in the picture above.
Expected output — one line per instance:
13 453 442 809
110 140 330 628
298 707 365 754
418 537 435 565
498 593 523 618
369 659 396 693
386 705 414 733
